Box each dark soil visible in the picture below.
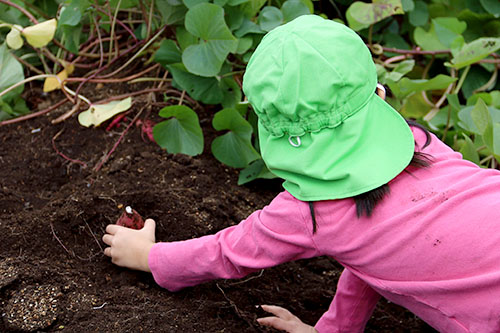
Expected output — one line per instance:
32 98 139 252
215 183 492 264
0 86 437 332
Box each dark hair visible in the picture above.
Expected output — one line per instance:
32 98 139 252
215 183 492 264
309 120 433 233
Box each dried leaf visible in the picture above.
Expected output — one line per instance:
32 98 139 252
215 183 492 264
43 70 69 92
22 19 57 48
78 97 132 127
6 25 23 50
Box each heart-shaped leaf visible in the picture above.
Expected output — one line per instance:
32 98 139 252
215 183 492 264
281 0 312 23
346 0 404 31
211 108 260 168
168 63 224 104
414 17 466 51
182 3 237 77
154 39 182 66
0 43 24 99
78 97 132 127
258 6 283 31
387 74 457 99
153 105 204 156
238 159 275 185
449 38 500 69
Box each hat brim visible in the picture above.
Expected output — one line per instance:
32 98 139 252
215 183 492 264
258 94 415 201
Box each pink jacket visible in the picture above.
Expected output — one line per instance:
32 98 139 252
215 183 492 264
149 127 500 333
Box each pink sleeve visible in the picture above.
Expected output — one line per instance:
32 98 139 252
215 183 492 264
148 192 319 291
315 269 380 333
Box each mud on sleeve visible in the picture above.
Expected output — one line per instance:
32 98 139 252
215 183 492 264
148 192 320 291
315 269 380 333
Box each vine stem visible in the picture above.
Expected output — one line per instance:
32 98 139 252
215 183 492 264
0 98 68 127
52 129 88 168
94 106 145 172
0 74 52 99
453 65 471 95
381 46 500 64
108 0 123 62
98 25 166 79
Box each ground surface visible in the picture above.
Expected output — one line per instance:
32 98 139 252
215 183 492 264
0 87 437 332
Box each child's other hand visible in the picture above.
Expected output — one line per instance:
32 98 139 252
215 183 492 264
257 305 318 333
102 218 156 272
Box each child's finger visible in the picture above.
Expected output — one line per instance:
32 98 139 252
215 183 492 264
102 234 113 246
260 305 295 320
142 219 156 232
105 224 121 234
257 316 292 331
103 247 112 257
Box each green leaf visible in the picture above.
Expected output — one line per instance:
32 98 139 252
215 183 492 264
385 59 415 82
155 2 187 25
480 0 500 16
470 98 492 135
211 108 260 168
176 27 198 51
401 0 414 11
241 0 267 18
414 17 466 51
458 104 500 134
281 0 311 23
346 0 404 31
388 74 457 99
450 38 500 69
153 105 204 156
185 3 234 40
235 18 264 37
154 39 182 66
183 0 208 9
0 43 24 99
168 64 224 104
238 159 275 185
235 36 253 54
399 92 433 119
492 123 500 157
221 77 242 108
258 6 283 32
62 25 82 55
225 5 245 31
59 2 84 26
183 3 237 76
408 0 428 26
459 134 480 164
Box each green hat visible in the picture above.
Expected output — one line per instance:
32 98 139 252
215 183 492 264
242 15 414 201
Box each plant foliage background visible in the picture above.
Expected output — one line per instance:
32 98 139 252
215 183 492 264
0 0 499 183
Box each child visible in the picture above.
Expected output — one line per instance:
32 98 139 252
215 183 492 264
103 15 500 333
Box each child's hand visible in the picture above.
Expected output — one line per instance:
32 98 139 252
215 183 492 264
102 218 156 272
257 305 318 333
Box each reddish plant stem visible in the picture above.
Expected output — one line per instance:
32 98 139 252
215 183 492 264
0 99 68 127
94 107 145 172
96 87 167 104
65 63 160 83
382 46 500 63
74 40 145 97
95 6 138 42
50 222 72 255
91 13 105 69
382 46 450 55
52 129 88 168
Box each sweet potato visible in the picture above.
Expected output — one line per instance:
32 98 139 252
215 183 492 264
116 206 144 230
